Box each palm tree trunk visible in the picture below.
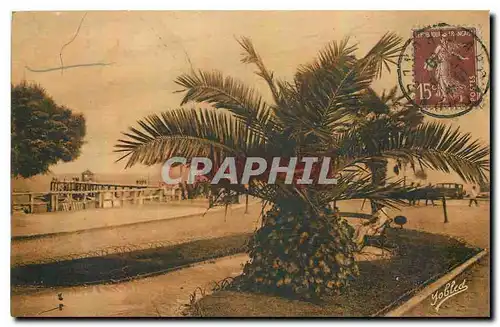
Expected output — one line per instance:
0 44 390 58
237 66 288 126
367 159 388 213
245 193 249 214
236 202 358 299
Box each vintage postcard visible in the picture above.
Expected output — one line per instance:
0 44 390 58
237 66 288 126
11 11 490 317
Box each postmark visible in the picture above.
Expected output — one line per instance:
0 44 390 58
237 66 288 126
398 23 490 118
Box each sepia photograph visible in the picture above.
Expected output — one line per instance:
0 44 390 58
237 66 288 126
10 10 490 318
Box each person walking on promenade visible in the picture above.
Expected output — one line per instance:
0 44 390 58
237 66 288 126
425 183 436 206
469 185 479 207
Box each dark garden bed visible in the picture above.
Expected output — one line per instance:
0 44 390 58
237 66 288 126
11 233 252 288
186 228 482 317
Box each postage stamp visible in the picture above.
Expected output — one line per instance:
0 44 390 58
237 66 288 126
398 23 490 118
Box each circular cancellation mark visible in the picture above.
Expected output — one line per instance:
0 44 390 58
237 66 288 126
397 23 490 119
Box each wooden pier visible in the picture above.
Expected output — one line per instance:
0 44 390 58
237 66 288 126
50 180 155 192
13 181 182 214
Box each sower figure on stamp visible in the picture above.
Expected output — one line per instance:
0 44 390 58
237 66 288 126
469 185 479 207
424 33 469 104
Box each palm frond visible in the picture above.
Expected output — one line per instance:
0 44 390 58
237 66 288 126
115 107 268 168
295 37 357 77
175 70 277 136
361 32 403 79
336 122 489 184
276 58 376 139
237 36 281 106
380 86 400 105
281 33 402 136
383 123 489 184
317 173 411 209
291 37 362 125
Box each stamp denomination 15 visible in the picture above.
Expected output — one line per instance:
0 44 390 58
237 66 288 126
398 23 490 118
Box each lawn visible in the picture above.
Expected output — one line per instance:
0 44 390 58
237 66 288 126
186 228 482 317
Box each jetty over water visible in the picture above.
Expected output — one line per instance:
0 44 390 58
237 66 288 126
13 180 181 214
50 180 156 192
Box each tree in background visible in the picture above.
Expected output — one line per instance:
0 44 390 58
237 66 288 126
11 82 86 178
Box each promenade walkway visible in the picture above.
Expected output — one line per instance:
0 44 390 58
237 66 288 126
12 200 261 266
12 199 232 238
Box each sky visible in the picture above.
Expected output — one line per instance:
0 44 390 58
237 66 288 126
11 11 490 184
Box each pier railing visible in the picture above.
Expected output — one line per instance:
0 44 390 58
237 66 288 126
12 187 182 214
50 180 156 192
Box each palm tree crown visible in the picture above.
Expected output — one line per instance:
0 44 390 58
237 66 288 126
115 33 488 209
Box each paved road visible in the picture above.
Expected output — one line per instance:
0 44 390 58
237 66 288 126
11 202 261 266
11 198 363 266
12 199 248 238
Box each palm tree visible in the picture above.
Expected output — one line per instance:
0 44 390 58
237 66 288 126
115 34 489 299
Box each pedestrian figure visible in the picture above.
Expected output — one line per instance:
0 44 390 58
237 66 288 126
425 183 436 206
408 183 417 206
469 185 479 207
425 198 435 206
179 182 187 200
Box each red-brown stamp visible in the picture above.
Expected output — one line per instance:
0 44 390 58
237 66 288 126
398 23 490 118
413 27 477 107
